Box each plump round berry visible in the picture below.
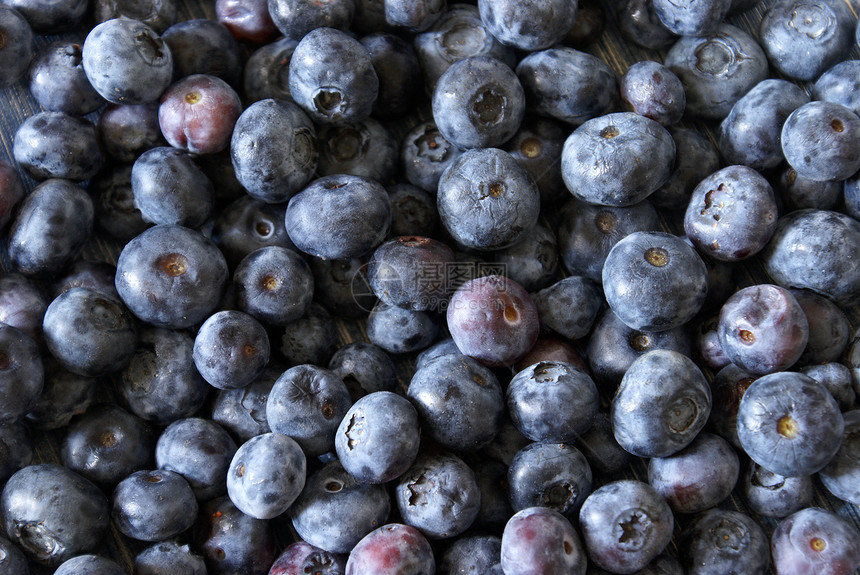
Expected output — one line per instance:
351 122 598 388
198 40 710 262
771 507 860 575
192 310 270 391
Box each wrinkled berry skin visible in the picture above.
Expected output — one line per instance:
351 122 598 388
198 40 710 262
112 469 198 541
684 165 778 262
771 507 860 575
432 55 526 150
665 24 768 121
286 174 392 260
118 326 209 425
447 274 540 368
290 460 390 554
437 147 540 251
477 0 577 51
760 0 855 82
501 506 587 575
718 79 809 172
43 287 138 378
335 391 421 484
13 111 103 181
741 461 813 519
289 27 378 125
579 480 674 574
400 121 463 194
7 179 94 278
761 209 860 307
268 541 346 575
226 432 306 519
116 224 229 329
134 541 207 575
517 47 618 128
508 442 593 519
780 101 860 182
395 451 481 539
0 5 33 88
0 464 109 567
266 364 352 456
602 231 708 332
647 433 739 515
82 17 173 105
561 112 675 207
737 371 843 478
507 360 599 443
29 40 106 115
611 349 711 458
717 284 808 375
407 353 504 451
231 99 318 204
681 509 769 575
345 523 435 575
194 495 276 575
155 417 238 501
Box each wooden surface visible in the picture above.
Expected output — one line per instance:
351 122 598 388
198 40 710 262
1 0 860 573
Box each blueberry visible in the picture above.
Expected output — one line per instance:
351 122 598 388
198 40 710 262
226 432 306 519
1 463 109 567
193 310 270 390
286 174 392 260
717 284 809 375
0 421 31 482
684 165 778 262
0 5 33 88
503 115 569 207
447 274 540 368
193 495 276 575
215 0 275 44
233 246 313 326
279 302 340 366
268 0 354 40
328 342 396 401
112 469 198 541
288 27 378 125
5 0 87 32
134 541 207 575
707 363 756 449
680 508 769 575
28 40 105 115
345 523 436 575
407 352 504 451
52 260 119 301
440 534 503 575
611 0 676 50
602 231 708 332
158 73 243 155
132 146 214 228
266 364 351 456
290 460 390 554
54 555 124 575
97 103 166 164
210 363 278 442
576 411 633 477
471 456 514 532
761 209 860 307
61 403 153 488
477 0 578 51
94 0 178 33
814 60 860 117
492 222 560 293
771 507 860 575
611 349 711 458
517 47 618 128
619 60 686 126
432 55 526 150
368 236 455 311
0 274 47 341
115 224 229 329
386 183 440 245
664 23 768 121
652 0 730 36
242 36 298 104
366 299 441 355
531 276 603 341
800 362 855 411
395 451 481 539
230 98 318 204
384 0 445 31
759 0 856 81
561 112 675 207
12 111 103 181
162 18 243 86
818 409 860 505
361 32 421 119
269 541 346 575
117 326 209 425
437 147 540 251
650 127 720 212
82 17 173 105
508 442 593 519
0 535 28 575
501 506 587 575
413 4 515 93
334 391 421 484
578 480 674 574
740 460 813 519
647 432 739 514
155 417 238 501
777 165 843 212
556 198 661 283
781 101 860 182
737 371 843 477
400 121 464 194
316 118 399 183
718 79 809 172
506 361 600 443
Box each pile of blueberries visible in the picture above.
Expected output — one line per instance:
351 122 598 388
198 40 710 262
1 0 860 573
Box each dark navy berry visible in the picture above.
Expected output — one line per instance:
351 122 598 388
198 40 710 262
508 442 593 519
12 111 103 181
132 146 214 228
477 0 578 51
680 508 769 575
112 469 198 541
781 101 860 182
134 541 207 575
28 40 105 115
741 460 813 519
0 5 33 88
